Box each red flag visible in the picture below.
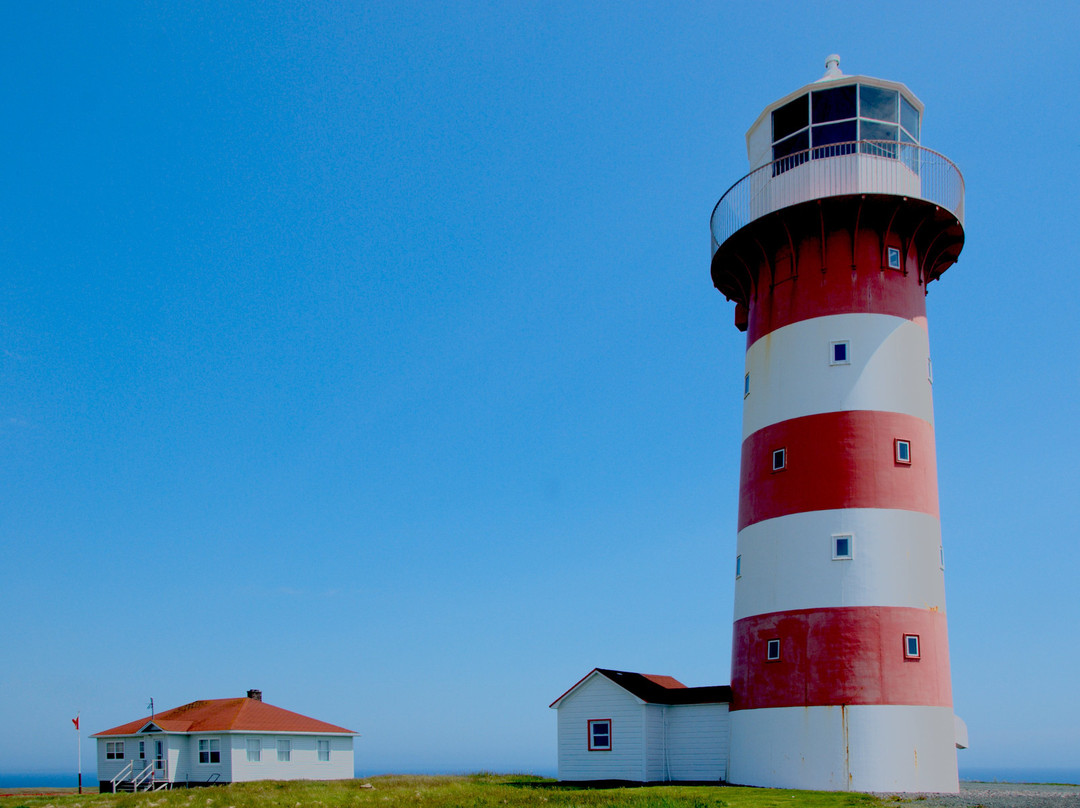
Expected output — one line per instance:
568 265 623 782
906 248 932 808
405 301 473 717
72 716 79 730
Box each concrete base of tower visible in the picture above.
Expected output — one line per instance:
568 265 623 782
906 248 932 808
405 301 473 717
728 705 959 793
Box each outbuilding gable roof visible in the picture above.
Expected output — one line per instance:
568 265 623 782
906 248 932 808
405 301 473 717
549 668 732 708
92 697 354 737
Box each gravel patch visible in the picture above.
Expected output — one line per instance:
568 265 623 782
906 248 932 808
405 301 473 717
877 781 1080 808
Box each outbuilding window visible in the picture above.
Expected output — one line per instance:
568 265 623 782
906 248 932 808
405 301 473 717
106 742 125 760
277 740 291 762
246 738 261 763
588 719 612 751
198 738 220 764
767 639 781 661
904 634 921 659
317 739 331 762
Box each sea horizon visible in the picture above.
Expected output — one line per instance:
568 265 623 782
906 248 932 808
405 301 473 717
3 767 1078 789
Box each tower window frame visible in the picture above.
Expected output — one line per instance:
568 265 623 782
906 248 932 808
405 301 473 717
744 372 750 398
832 534 853 560
830 340 850 365
887 246 902 270
735 554 742 579
895 439 912 464
772 447 787 472
766 639 781 662
904 634 921 659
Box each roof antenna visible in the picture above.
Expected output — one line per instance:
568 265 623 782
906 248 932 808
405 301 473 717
822 54 842 79
147 697 154 721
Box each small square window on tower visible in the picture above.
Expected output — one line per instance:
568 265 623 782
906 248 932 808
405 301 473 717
736 554 742 579
904 634 921 659
830 340 850 365
887 246 902 269
744 372 750 398
833 534 853 559
766 639 781 661
895 439 911 464
772 447 787 471
588 719 611 751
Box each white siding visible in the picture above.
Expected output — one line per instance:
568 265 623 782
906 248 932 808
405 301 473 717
230 734 353 782
665 704 729 782
643 705 666 781
555 674 645 781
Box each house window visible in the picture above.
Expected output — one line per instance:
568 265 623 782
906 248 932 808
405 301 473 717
833 534 853 560
895 439 911 464
772 447 786 471
106 741 125 760
767 639 781 661
246 738 261 763
277 739 291 762
744 372 750 398
735 554 742 579
588 719 612 751
198 738 220 764
830 340 850 365
317 739 331 762
904 634 921 659
887 247 902 269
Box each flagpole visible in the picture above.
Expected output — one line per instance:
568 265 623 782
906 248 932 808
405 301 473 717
75 712 82 794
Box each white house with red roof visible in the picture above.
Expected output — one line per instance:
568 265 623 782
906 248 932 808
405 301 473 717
91 690 355 792
550 669 732 782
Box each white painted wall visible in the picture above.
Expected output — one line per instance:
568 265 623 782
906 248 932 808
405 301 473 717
734 508 945 620
729 704 958 792
229 734 353 782
665 704 730 782
555 674 645 781
743 314 933 439
555 674 731 782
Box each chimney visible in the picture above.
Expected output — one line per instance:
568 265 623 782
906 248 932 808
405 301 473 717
246 689 262 701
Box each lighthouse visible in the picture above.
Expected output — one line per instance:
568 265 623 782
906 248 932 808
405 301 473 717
710 57 966 792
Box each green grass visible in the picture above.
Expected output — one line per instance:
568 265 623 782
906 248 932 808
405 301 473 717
0 774 891 808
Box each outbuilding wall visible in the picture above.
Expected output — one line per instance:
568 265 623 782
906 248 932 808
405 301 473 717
555 674 645 781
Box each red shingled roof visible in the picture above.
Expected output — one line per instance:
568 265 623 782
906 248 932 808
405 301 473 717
92 698 354 736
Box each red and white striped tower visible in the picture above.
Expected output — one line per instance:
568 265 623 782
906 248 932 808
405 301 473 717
710 57 966 792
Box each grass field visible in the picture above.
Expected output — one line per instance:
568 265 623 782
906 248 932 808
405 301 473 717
0 773 891 808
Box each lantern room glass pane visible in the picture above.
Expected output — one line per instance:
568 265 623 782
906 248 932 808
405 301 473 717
772 94 808 141
900 94 920 140
812 85 856 123
860 84 898 122
772 130 809 174
811 120 857 157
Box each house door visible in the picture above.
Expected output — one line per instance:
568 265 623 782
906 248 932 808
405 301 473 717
154 739 166 778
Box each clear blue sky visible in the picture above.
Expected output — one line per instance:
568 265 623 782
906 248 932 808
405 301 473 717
2 0 1078 782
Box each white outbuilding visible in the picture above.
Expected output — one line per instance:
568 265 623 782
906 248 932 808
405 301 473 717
92 689 355 791
550 669 732 783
